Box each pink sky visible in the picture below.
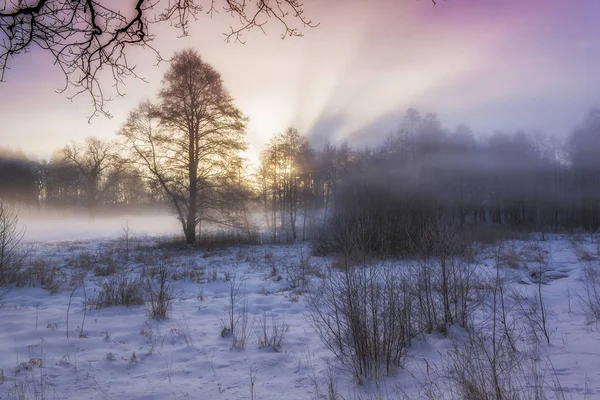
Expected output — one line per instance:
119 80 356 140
1 0 599 162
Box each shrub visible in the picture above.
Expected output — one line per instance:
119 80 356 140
444 328 540 400
286 253 313 291
0 202 26 286
146 264 175 320
306 262 414 382
580 261 600 324
409 217 480 333
255 312 287 352
94 274 145 308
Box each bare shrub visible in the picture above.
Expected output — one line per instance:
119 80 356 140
444 329 544 400
499 244 524 269
255 312 287 352
443 244 532 399
575 246 595 262
409 217 481 333
121 221 133 264
516 243 553 344
15 258 63 293
286 253 313 291
94 256 119 276
0 202 26 287
306 262 414 382
8 356 58 400
221 267 245 337
67 251 99 271
444 321 567 400
490 246 521 352
94 274 145 308
146 264 175 320
441 241 566 400
247 362 258 400
67 249 120 276
170 316 195 347
579 261 600 324
232 296 250 349
218 267 251 348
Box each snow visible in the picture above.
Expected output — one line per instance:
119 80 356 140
1 228 600 399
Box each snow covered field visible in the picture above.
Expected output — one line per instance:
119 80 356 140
1 221 599 399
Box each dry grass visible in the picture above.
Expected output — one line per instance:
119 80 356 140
93 274 145 308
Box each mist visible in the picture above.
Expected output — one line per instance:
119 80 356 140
17 207 181 242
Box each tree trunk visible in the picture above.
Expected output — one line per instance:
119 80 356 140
187 145 198 244
185 213 196 244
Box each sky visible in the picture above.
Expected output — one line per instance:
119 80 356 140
1 0 600 165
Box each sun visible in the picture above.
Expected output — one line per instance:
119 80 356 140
240 98 293 171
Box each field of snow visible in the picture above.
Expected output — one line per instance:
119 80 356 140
1 221 600 399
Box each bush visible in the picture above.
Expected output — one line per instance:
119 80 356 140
580 262 600 324
443 244 556 400
255 312 287 352
409 217 480 333
0 202 26 286
444 328 542 400
146 264 175 320
309 216 484 382
306 262 414 382
94 274 145 308
286 253 313 291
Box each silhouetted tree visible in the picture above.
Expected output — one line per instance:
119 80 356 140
0 148 38 205
212 155 257 239
120 49 247 244
44 151 80 207
259 127 313 242
62 137 123 214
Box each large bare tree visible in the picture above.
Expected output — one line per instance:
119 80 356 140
0 0 315 118
120 49 247 244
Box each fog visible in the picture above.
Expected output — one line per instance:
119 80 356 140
2 1 600 249
16 208 181 242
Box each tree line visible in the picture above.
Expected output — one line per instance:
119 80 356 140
257 110 600 253
0 140 156 212
3 48 600 249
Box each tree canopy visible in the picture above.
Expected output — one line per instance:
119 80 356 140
120 49 247 244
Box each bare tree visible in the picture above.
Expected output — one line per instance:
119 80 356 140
120 49 247 244
212 155 257 239
0 0 316 118
62 137 123 214
260 127 312 242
